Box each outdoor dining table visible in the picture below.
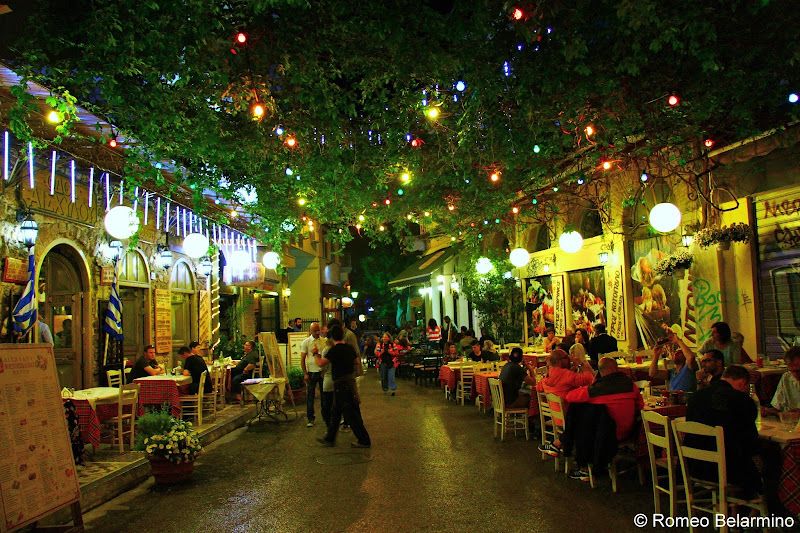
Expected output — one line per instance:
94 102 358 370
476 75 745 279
438 364 461 392
242 377 290 424
62 387 120 447
472 370 539 418
744 363 787 404
134 374 191 417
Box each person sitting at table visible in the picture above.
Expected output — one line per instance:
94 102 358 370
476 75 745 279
648 330 697 392
543 327 558 353
698 321 742 366
587 324 618 365
730 332 754 364
770 346 800 412
478 327 495 345
443 342 460 364
128 345 164 382
498 347 536 409
459 329 476 355
569 328 589 361
540 358 643 477
535 348 595 411
181 343 212 395
696 349 725 390
479 340 499 363
230 340 260 402
482 339 496 356
467 340 483 362
686 364 762 499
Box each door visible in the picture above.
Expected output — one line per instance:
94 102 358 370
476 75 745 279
120 287 147 360
259 294 279 333
40 249 83 389
171 291 192 360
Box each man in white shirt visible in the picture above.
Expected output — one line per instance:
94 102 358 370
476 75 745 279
37 309 53 345
771 347 800 412
300 322 328 427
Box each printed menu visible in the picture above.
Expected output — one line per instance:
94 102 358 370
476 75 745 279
0 344 80 531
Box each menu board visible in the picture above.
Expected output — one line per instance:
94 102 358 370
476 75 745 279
198 290 211 346
0 344 80 531
551 274 567 337
287 332 307 369
153 289 172 354
606 265 627 341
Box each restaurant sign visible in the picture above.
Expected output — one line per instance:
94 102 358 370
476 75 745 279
22 166 99 226
227 263 265 287
2 257 27 284
153 289 172 354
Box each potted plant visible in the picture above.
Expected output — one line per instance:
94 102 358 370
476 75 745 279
134 408 203 484
694 222 752 251
286 365 307 403
654 250 694 278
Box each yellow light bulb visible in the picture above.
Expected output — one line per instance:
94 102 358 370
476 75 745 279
230 210 238 218
406 214 413 220
427 108 439 119
298 198 306 206
47 111 61 123
585 125 594 136
252 103 265 118
358 214 365 222
379 225 385 232
424 211 430 217
401 172 410 182
355 223 362 229
602 161 612 170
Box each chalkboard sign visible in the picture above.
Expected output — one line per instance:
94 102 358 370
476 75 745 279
0 344 82 532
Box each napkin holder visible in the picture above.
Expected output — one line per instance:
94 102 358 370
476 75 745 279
61 387 73 398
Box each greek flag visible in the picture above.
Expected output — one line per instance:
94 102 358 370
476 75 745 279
103 270 124 341
12 248 37 337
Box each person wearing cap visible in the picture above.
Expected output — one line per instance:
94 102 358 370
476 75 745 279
498 347 536 409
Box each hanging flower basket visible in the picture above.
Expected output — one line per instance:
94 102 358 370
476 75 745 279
654 250 694 277
694 223 751 249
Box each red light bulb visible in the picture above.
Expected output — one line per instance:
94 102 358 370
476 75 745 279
372 202 378 207
668 95 679 106
704 139 714 148
513 8 523 20
109 138 117 148
236 33 247 44
411 138 422 147
511 206 519 214
385 198 391 205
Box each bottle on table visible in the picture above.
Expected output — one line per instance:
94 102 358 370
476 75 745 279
749 384 762 428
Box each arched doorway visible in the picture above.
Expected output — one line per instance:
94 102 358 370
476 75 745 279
170 260 196 362
39 244 84 388
118 250 151 361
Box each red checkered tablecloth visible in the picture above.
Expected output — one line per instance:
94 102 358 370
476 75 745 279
777 439 800 515
473 371 539 418
64 399 119 447
134 378 182 417
438 366 460 391
635 404 688 458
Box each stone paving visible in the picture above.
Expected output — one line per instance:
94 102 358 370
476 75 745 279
81 370 667 532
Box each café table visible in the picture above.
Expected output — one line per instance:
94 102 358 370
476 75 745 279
757 417 800 514
744 363 787 404
438 365 459 392
242 377 289 424
134 374 191 417
473 370 539 418
63 387 120 448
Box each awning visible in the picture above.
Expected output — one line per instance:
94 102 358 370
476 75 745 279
388 247 455 289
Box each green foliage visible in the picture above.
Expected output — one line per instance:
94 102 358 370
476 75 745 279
3 0 799 245
134 408 175 451
286 365 305 389
212 333 245 360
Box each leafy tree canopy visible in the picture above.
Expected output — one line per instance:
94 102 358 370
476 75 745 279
4 0 799 247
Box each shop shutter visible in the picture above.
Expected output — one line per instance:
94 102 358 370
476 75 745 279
755 185 800 358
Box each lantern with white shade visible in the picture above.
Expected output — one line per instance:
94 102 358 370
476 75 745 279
475 257 493 274
509 247 531 267
104 205 140 239
182 232 209 258
649 203 682 233
262 251 280 269
558 231 584 253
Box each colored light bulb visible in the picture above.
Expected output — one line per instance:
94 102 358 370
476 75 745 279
236 33 247 44
456 81 466 91
668 95 679 106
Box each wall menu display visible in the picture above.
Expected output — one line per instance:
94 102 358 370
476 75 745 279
606 265 627 341
153 289 172 354
0 344 81 532
551 274 567 337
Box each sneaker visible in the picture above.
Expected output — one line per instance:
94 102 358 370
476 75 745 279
306 421 314 428
351 442 371 449
569 469 590 482
316 438 334 447
391 391 395 396
341 424 350 432
538 442 562 457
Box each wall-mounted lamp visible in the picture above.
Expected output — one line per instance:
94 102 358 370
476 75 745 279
200 256 213 277
598 252 609 264
682 234 694 247
109 240 124 262
451 281 460 292
284 288 292 297
158 246 173 269
17 209 38 248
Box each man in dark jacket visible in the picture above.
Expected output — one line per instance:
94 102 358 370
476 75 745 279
685 364 761 498
587 324 618 365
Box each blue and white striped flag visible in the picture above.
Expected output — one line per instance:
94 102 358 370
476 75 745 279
103 270 123 341
12 247 38 337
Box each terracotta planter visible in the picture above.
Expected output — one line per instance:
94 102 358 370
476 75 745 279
716 241 730 251
149 456 195 484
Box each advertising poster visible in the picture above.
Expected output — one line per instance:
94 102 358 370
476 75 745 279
606 265 627 341
551 274 567 337
629 236 682 347
525 274 553 342
567 267 607 335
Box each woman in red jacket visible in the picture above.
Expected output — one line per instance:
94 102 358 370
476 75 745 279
375 332 397 396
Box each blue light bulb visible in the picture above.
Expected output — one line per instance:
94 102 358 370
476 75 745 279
275 126 284 135
456 81 466 91
790 93 799 104
640 173 649 182
577 178 584 185
285 167 293 176
534 145 541 153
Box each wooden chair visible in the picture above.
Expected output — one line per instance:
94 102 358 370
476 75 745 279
456 365 474 406
537 390 558 462
180 371 207 426
107 369 122 388
671 420 768 533
103 383 139 452
252 356 264 379
545 393 568 473
202 368 222 422
489 378 529 441
124 367 132 383
215 367 227 409
599 433 646 493
642 410 684 516
635 379 651 398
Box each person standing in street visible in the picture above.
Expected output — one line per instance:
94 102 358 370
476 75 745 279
315 324 371 448
300 322 328 428
375 332 397 395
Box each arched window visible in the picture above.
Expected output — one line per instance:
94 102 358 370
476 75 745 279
580 209 604 239
534 225 551 252
118 249 149 286
170 260 196 292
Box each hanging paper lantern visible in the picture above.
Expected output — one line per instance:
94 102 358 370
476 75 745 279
509 248 531 267
182 232 209 258
104 205 140 240
475 257 493 274
559 231 584 253
262 251 280 269
649 203 682 233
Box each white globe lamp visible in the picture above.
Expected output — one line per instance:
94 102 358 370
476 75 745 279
182 232 209 259
358 314 366 322
104 205 140 240
649 203 682 233
475 257 493 275
509 247 531 267
262 251 280 269
559 231 584 253
342 297 353 308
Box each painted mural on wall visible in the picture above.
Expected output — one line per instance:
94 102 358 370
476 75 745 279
629 236 682 347
525 274 553 341
567 268 607 335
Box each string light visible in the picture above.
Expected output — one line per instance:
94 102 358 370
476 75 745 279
252 102 265 118
47 110 60 123
585 125 594 136
511 206 519 214
668 95 679 106
577 178 585 185
490 172 500 182
109 138 117 148
286 137 297 147
401 172 410 182
704 139 714 148
512 8 523 20
448 204 455 211
455 80 466 91
790 93 799 104
427 108 439 119
384 198 391 205
407 214 413 220
236 32 247 44
424 211 430 217
641 173 649 182
298 198 306 206
358 215 365 222
602 161 612 170
533 145 541 153
379 225 385 231
275 126 284 135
